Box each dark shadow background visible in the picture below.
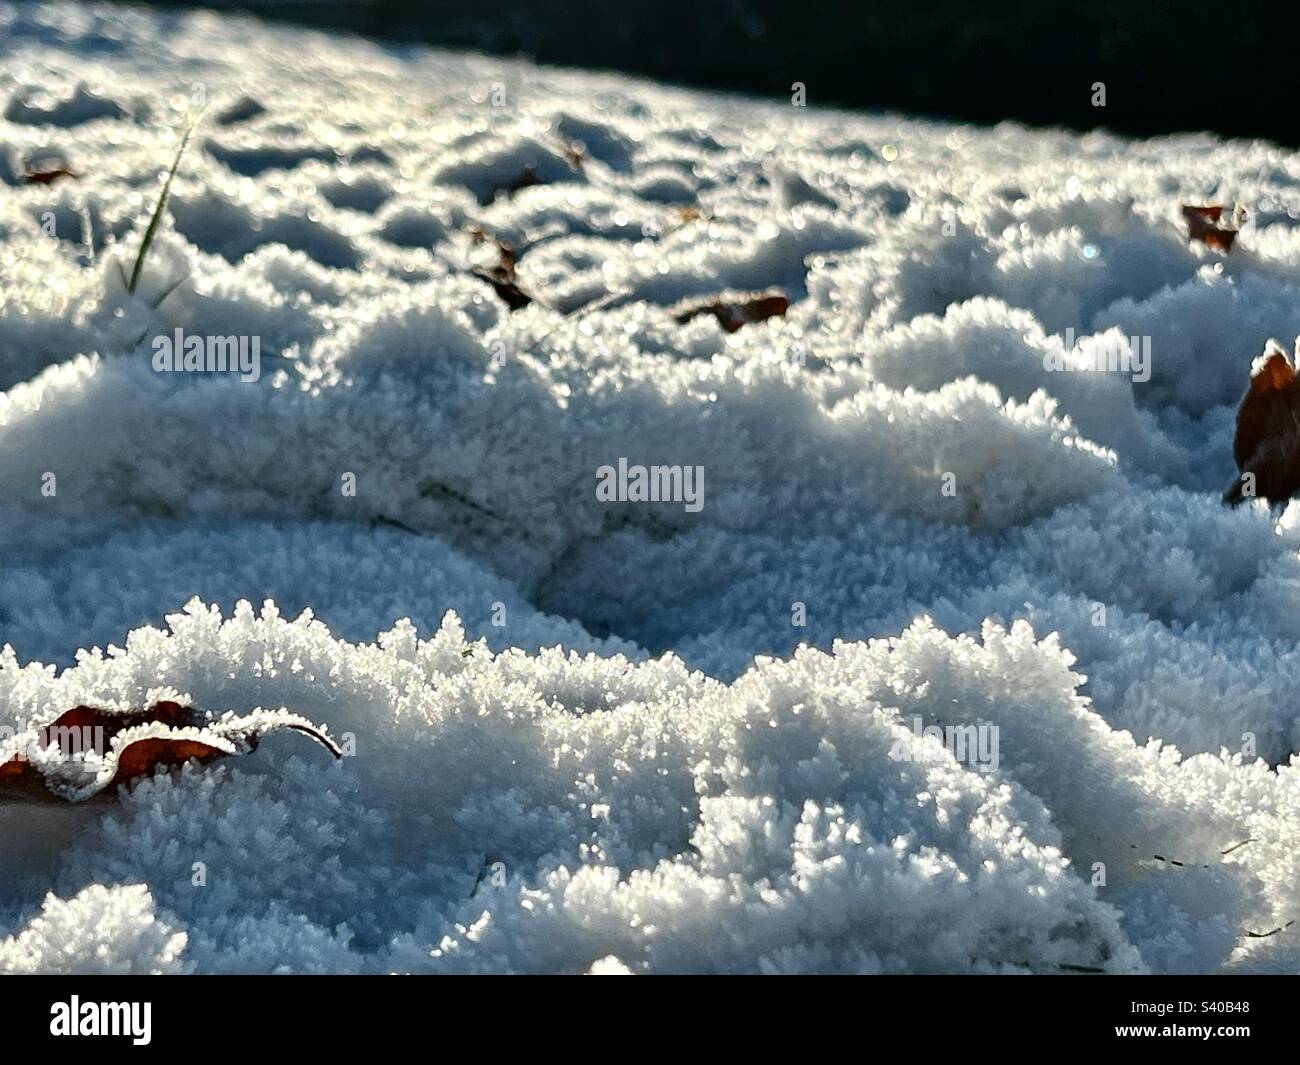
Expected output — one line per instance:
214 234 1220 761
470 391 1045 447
111 0 1290 144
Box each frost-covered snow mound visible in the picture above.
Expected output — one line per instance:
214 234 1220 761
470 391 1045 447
3 2 1300 974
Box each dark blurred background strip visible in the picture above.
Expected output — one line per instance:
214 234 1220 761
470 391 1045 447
102 0 1292 144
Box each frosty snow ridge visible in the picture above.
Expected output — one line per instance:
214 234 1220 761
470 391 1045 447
151 329 261 383
595 458 705 512
8 0 1300 976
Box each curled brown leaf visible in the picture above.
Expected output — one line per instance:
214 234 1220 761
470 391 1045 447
0 701 341 805
1224 339 1300 504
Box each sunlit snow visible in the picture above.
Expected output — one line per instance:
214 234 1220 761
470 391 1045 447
3 2 1300 974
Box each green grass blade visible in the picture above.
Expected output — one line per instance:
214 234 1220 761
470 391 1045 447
127 111 203 295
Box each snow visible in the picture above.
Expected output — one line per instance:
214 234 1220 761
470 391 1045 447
2 2 1300 973
0 883 187 974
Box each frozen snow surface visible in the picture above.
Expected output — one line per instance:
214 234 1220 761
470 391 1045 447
3 2 1300 973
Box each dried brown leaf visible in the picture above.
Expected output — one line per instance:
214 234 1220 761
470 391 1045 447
672 289 790 332
22 166 78 185
1225 340 1300 504
1183 204 1241 253
0 701 341 805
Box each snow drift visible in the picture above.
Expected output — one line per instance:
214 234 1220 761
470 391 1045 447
3 2 1300 973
